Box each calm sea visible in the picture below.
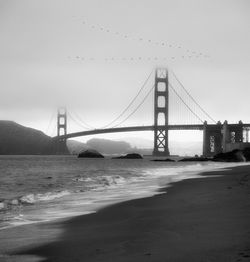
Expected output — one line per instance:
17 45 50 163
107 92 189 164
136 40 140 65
0 156 242 229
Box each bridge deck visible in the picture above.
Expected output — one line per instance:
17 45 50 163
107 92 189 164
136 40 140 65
54 124 250 140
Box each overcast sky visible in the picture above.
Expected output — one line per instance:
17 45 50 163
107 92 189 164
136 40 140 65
0 0 249 144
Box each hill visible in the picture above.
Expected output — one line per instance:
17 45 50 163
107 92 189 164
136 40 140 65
67 139 132 155
67 140 89 155
86 138 132 155
0 122 131 155
0 121 54 154
67 138 133 155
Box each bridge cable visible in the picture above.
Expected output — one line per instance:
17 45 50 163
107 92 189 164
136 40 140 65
112 84 155 128
46 111 56 137
69 110 96 129
169 83 204 123
171 70 216 123
67 111 94 130
101 69 154 128
51 123 57 137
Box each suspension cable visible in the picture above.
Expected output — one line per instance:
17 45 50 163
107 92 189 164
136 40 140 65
171 70 216 123
112 84 155 128
45 112 55 136
69 110 96 129
45 111 56 135
101 69 154 128
51 123 57 137
67 111 93 130
169 83 204 123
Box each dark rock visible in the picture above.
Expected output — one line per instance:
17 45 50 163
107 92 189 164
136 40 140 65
179 157 211 162
152 158 175 162
112 153 143 159
213 149 246 162
242 147 250 161
78 149 104 158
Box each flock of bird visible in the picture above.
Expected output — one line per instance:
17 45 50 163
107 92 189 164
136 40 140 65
69 17 210 62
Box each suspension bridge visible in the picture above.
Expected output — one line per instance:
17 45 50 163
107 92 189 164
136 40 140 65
52 68 250 157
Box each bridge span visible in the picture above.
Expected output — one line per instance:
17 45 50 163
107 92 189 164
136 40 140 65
54 68 250 157
54 122 250 157
54 124 205 140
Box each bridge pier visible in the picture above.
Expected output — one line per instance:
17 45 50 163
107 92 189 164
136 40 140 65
56 107 69 155
222 120 243 152
203 121 223 157
153 68 170 156
203 120 244 157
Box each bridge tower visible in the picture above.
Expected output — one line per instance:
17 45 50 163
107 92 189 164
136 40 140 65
153 68 170 156
57 107 67 138
56 107 69 154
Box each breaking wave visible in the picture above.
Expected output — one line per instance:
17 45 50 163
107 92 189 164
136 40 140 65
73 175 127 187
19 190 71 204
0 190 71 210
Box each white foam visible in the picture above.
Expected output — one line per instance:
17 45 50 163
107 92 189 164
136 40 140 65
0 202 5 210
19 190 71 204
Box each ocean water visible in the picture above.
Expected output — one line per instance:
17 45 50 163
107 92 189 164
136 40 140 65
0 155 244 230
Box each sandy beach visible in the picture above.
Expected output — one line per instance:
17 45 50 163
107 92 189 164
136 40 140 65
0 165 250 262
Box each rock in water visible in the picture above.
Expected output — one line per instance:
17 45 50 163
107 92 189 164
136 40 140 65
179 157 210 162
152 158 175 162
78 149 104 158
112 153 143 159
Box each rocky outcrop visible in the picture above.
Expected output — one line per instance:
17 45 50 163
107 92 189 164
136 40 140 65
242 147 250 161
179 157 211 162
112 153 143 159
78 149 104 158
213 150 246 162
152 158 175 162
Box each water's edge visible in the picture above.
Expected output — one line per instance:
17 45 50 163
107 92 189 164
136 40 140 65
0 156 248 230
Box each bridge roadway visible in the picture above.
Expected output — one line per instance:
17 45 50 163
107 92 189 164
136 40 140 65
54 123 250 140
55 124 250 140
53 124 250 139
54 125 203 140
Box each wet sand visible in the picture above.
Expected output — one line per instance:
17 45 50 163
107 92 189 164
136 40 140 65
0 165 250 262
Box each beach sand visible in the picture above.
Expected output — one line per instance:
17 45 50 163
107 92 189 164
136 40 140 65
0 165 250 262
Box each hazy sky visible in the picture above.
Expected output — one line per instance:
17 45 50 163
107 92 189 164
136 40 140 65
0 0 250 144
